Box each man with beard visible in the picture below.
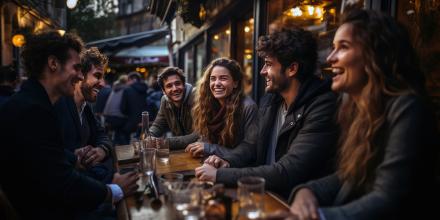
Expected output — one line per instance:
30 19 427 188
195 28 339 199
55 47 114 183
149 67 197 149
0 31 138 220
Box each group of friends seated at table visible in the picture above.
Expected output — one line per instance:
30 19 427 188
0 8 438 220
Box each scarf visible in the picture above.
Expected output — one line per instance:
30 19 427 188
207 103 226 144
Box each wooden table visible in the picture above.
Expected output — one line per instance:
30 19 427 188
114 145 290 220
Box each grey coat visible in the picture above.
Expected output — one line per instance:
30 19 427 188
203 96 258 157
216 77 339 199
149 83 198 149
289 95 439 220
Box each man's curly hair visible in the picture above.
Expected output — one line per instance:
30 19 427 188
257 27 318 82
80 47 108 77
21 30 84 79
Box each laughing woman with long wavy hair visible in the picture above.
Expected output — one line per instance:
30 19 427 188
288 9 439 220
183 58 258 159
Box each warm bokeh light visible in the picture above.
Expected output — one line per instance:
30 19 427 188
307 5 315 16
291 7 302 17
214 35 219 40
225 30 230 35
57 29 66 36
244 26 250 33
12 34 25 47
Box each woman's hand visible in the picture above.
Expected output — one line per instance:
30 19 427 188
185 142 204 158
290 188 320 220
195 163 217 182
204 155 230 168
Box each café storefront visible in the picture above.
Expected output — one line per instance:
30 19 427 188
149 0 439 119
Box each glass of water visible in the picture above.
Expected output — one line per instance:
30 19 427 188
173 181 204 219
156 137 170 163
237 176 265 219
139 148 156 176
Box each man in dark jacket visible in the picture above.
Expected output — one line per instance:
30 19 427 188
55 47 114 183
120 72 148 144
0 31 138 219
149 67 197 149
195 28 339 199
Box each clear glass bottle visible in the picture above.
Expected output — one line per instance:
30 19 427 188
141 111 150 140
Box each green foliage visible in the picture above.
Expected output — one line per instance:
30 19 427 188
67 0 118 43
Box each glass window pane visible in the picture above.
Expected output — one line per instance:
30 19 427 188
196 42 205 82
184 49 194 83
266 0 346 72
210 25 231 59
236 16 254 96
396 0 440 127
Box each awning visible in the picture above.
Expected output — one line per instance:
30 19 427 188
114 45 168 57
86 28 169 52
109 45 169 66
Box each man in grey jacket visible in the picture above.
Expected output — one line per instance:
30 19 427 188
149 67 198 149
195 27 339 199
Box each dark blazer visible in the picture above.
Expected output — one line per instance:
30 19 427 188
290 95 439 220
0 79 107 219
55 96 114 183
216 76 339 199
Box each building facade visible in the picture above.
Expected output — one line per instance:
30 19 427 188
0 0 66 71
148 0 440 124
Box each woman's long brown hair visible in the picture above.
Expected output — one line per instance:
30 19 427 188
192 58 244 147
336 9 426 188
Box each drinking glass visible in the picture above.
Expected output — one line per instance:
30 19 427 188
173 181 204 219
139 148 156 176
237 176 265 219
159 173 184 203
156 137 170 163
131 139 141 155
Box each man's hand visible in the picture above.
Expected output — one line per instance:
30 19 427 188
185 142 204 158
74 146 92 170
204 155 230 168
112 172 139 197
82 145 106 166
195 163 217 182
290 188 320 220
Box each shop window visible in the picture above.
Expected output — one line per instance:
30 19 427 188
210 25 231 60
236 15 254 96
396 0 440 127
184 49 194 83
195 42 206 82
266 0 346 72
